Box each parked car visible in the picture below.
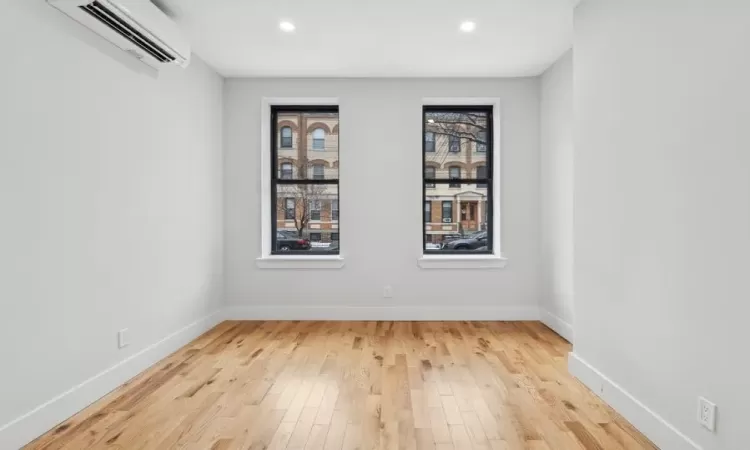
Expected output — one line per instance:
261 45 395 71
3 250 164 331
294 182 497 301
441 231 487 250
276 232 310 251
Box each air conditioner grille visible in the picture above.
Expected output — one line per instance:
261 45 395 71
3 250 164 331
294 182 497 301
79 1 176 63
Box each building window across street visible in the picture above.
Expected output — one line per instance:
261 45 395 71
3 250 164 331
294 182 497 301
280 126 293 148
271 106 339 254
423 106 492 254
312 128 326 150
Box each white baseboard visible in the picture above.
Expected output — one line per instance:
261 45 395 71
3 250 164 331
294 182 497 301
0 310 223 450
568 352 702 450
223 305 540 321
539 309 574 342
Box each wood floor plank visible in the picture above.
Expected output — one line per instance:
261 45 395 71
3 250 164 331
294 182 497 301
24 321 657 450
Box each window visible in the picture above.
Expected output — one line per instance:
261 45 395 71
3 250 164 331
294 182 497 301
449 135 460 152
449 166 461 188
272 106 339 254
331 199 339 220
476 130 487 152
284 198 295 220
425 131 435 152
441 201 453 223
310 199 321 221
476 165 487 188
281 126 293 148
312 164 324 180
312 128 325 150
425 166 435 188
331 232 339 241
424 106 492 254
280 162 293 179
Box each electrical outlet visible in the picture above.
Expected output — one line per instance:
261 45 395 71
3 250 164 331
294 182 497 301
118 329 130 349
383 285 393 298
697 397 716 432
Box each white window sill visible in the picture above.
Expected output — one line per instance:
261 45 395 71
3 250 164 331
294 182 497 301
256 255 345 269
418 254 507 269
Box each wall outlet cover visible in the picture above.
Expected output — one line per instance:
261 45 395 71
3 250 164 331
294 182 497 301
118 328 130 349
697 396 716 432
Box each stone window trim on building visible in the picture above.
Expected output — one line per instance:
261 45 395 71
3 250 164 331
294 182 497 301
420 98 506 269
258 97 343 270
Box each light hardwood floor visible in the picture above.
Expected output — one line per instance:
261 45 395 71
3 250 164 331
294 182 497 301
26 321 656 449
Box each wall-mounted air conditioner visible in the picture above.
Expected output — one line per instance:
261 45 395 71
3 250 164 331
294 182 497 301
48 0 190 69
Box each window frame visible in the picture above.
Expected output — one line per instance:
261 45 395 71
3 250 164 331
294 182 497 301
424 201 432 223
422 104 494 256
270 105 339 256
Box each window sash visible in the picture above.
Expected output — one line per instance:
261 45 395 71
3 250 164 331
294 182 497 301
272 106 339 255
422 105 493 255
312 165 324 180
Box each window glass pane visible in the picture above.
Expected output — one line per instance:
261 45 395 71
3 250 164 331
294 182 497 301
423 107 491 254
280 126 293 148
476 165 487 188
280 162 293 179
276 112 338 180
425 131 435 152
331 199 339 220
424 111 488 178
425 186 489 253
312 128 326 150
449 166 461 188
425 166 435 188
274 183 339 253
476 130 487 152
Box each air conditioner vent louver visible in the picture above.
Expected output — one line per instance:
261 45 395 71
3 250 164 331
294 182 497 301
79 1 175 63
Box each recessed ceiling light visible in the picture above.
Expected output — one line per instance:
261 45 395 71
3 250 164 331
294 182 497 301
279 21 295 32
460 21 476 33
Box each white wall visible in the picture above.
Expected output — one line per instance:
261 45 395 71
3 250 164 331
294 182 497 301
0 1 223 446
540 50 574 341
573 1 749 449
224 78 541 317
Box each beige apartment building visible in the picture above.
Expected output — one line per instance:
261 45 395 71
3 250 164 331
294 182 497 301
424 132 489 244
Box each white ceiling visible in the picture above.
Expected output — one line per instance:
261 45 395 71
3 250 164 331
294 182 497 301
160 0 576 78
